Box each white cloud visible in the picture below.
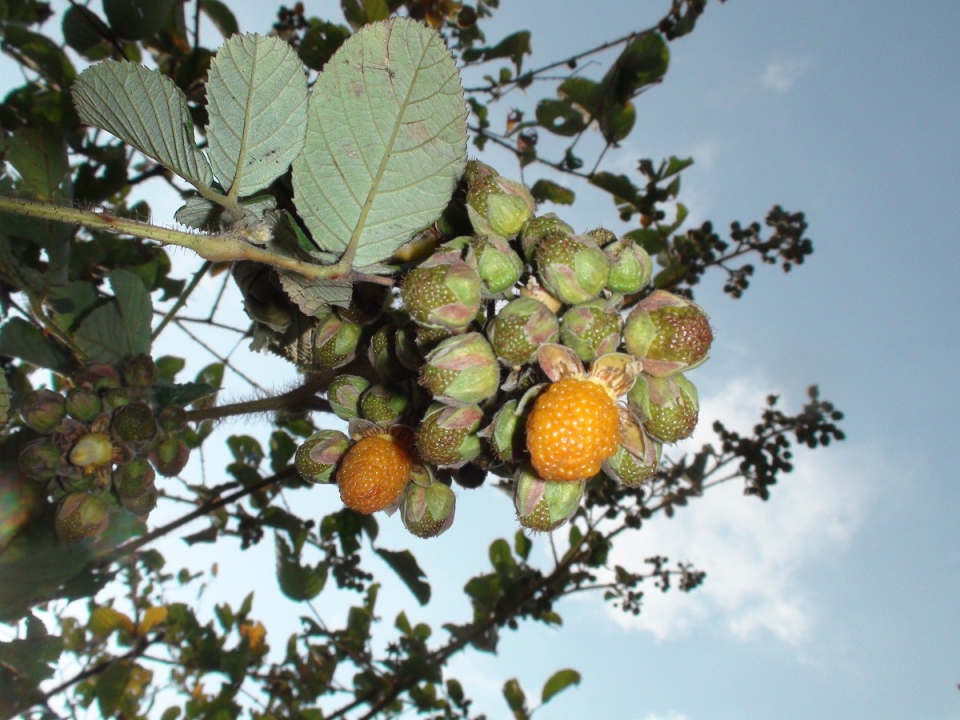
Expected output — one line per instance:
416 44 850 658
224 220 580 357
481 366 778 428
760 57 810 92
604 376 874 645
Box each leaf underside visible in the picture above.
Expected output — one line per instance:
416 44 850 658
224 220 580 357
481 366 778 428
206 34 308 198
72 61 213 190
292 18 468 270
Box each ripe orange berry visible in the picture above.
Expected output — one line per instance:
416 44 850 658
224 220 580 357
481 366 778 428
526 377 620 481
337 435 413 514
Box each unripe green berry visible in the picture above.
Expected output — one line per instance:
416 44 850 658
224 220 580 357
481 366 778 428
415 404 483 468
559 300 622 362
401 480 456 538
487 297 560 366
535 232 610 305
419 333 500 407
295 430 350 483
326 375 371 421
513 465 584 532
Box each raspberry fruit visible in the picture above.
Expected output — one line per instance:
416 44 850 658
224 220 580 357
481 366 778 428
336 434 413 514
526 377 620 481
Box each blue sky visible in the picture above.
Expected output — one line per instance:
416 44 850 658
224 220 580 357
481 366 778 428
4 1 959 718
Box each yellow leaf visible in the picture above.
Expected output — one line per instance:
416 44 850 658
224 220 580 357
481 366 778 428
239 621 266 651
137 606 168 635
88 607 134 637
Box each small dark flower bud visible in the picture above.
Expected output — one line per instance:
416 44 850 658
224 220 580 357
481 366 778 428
121 354 159 387
18 439 62 481
111 402 158 443
114 457 157 498
150 438 190 477
65 387 103 423
20 389 66 434
56 492 109 542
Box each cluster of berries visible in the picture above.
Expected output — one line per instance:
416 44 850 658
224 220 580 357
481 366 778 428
13 356 193 542
293 160 713 536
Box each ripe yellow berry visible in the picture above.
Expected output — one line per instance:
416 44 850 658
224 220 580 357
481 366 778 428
526 377 620 481
337 435 413 514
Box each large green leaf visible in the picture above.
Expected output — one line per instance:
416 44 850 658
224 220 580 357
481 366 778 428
0 318 71 374
75 269 152 363
292 18 467 270
206 34 308 198
103 0 175 41
73 61 213 190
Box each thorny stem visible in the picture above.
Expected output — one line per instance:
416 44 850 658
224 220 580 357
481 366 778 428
0 196 359 282
183 376 333 422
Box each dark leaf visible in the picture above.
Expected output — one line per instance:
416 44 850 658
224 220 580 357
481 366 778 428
199 0 238 38
541 668 580 703
298 20 350 71
6 126 68 202
463 31 531 73
62 5 112 58
588 172 640 204
103 0 175 40
276 536 326 601
95 660 132 717
502 678 528 719
534 99 586 137
0 318 71 374
530 179 574 205
2 25 76 89
375 548 430 605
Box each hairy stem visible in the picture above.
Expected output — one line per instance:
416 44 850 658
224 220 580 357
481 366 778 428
184 376 333 422
0 196 351 281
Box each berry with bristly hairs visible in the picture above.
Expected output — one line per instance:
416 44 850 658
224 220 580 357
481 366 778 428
121 354 159 387
151 437 190 477
18 439 62 481
415 404 483 468
401 480 456 538
559 300 622 363
336 434 413 514
400 251 482 332
359 385 410 428
295 430 350 483
419 332 500 407
513 465 585 532
465 161 535 238
526 377 620 481
520 214 575 261
623 290 713 376
604 237 653 294
535 232 610 305
628 373 699 444
65 387 102 423
111 402 157 443
487 297 560 366
312 313 362 369
326 375 371 421
472 235 524 294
